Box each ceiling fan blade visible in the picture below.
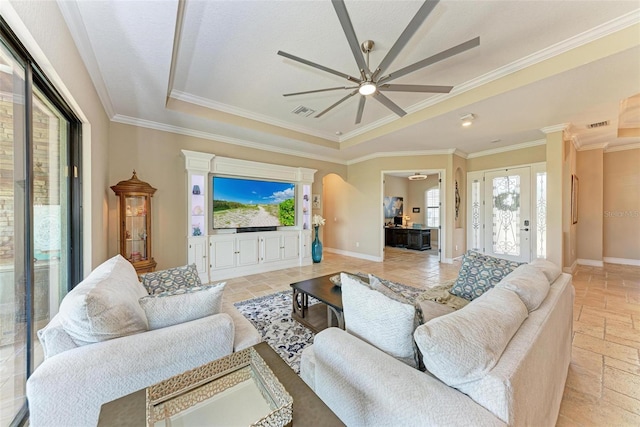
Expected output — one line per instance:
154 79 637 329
284 86 357 97
373 0 440 80
355 95 366 124
278 50 361 83
379 84 453 93
332 0 370 75
380 37 480 84
315 89 359 118
374 92 407 117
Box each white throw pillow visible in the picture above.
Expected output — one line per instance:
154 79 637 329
139 282 226 330
496 264 550 312
341 273 418 368
414 287 528 387
529 258 562 284
57 255 149 346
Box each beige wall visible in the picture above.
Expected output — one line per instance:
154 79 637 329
576 149 604 262
563 138 578 270
8 0 111 272
108 123 347 269
347 155 450 259
546 132 564 267
603 149 640 261
467 144 546 172
407 174 440 226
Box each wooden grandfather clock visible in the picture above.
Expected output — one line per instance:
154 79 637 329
111 171 157 274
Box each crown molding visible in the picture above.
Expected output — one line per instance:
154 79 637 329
540 124 570 134
452 149 468 159
343 10 640 142
169 90 339 142
346 148 457 165
466 139 546 159
605 142 640 153
577 142 609 151
56 0 115 118
111 114 347 165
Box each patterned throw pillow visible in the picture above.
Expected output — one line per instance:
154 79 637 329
140 264 202 295
139 282 226 330
449 251 523 301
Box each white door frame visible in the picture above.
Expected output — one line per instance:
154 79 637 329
380 169 446 262
467 162 546 262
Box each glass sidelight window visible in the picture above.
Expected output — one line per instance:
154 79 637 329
0 19 82 427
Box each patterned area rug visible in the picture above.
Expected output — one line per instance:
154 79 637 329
235 291 314 373
234 275 424 374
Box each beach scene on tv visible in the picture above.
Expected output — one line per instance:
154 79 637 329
212 177 296 228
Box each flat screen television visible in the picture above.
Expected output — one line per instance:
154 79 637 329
211 176 296 230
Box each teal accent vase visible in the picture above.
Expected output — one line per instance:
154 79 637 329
312 225 323 263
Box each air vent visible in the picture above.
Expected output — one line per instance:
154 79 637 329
586 120 610 129
291 105 316 117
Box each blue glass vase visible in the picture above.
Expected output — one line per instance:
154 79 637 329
311 225 323 263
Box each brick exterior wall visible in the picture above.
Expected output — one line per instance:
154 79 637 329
0 93 63 266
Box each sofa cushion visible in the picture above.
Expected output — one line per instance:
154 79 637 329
496 264 549 312
529 258 562 284
57 255 149 346
140 264 202 295
450 251 523 301
414 287 528 387
37 314 78 359
341 273 418 368
139 282 226 330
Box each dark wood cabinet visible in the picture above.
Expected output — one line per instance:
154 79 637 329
407 229 431 250
385 227 431 250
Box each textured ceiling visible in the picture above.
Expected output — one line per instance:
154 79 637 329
58 0 640 163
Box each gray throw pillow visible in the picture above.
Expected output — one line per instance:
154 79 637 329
140 264 202 295
139 282 226 330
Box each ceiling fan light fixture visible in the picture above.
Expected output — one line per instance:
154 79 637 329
359 82 377 96
408 172 428 181
460 113 475 127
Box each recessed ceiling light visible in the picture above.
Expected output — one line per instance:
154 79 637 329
335 131 342 136
460 113 475 127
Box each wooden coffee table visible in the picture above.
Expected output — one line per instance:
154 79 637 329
291 273 344 334
98 342 343 426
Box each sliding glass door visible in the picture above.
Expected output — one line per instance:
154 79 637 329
0 19 81 427
0 34 28 427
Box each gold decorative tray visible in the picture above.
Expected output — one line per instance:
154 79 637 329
146 347 293 426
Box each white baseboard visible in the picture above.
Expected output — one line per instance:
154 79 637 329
324 247 383 262
563 259 578 274
577 258 604 267
442 257 455 264
603 257 640 267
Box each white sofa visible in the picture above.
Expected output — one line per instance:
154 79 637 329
301 261 574 426
26 255 261 427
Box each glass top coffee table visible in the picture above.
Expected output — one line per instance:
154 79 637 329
290 273 344 334
98 342 343 427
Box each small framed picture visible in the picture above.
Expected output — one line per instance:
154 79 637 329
312 194 321 209
412 207 420 213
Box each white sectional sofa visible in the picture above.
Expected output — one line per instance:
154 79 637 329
301 258 574 426
26 255 261 427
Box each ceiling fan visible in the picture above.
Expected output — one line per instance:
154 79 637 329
278 0 479 124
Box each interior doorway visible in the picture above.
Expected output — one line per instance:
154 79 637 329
382 170 446 262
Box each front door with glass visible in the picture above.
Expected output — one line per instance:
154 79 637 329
484 167 531 263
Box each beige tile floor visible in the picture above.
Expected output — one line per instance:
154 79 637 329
223 247 640 426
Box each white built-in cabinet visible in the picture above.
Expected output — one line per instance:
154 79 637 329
182 150 316 283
